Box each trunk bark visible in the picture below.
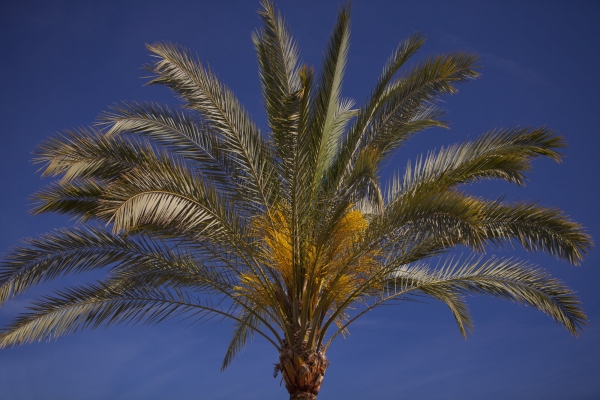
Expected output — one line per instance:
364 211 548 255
289 392 317 400
275 340 329 400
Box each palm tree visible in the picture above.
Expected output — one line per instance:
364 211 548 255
0 1 591 399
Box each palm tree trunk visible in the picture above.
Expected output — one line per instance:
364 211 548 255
276 341 329 400
289 392 317 400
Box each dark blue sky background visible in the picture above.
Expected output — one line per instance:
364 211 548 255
1 1 599 399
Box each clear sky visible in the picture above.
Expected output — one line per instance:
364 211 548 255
1 1 599 399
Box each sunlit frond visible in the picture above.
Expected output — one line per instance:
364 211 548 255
332 33 427 189
0 226 197 305
478 199 592 264
254 0 301 170
33 127 159 182
330 50 479 197
380 190 488 252
389 127 565 202
385 257 587 336
0 281 239 348
145 42 278 211
98 154 245 244
308 3 351 190
99 102 232 179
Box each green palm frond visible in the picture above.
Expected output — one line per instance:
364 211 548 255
332 33 427 188
98 154 243 240
377 190 590 264
99 102 232 180
389 127 565 201
252 1 308 274
368 105 448 157
254 0 301 169
34 127 159 182
30 178 106 221
343 147 384 214
308 3 351 192
221 305 265 371
0 280 275 349
110 256 285 340
145 42 278 211
367 51 479 151
322 256 586 348
330 50 480 196
477 199 592 264
398 257 587 335
382 190 489 252
0 226 199 305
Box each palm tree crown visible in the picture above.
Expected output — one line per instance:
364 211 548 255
0 1 591 399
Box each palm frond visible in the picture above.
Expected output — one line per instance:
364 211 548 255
478 199 592 264
332 33 427 188
0 280 274 349
99 102 232 180
307 3 352 191
254 0 301 173
221 306 264 371
388 127 565 202
380 190 488 253
330 51 479 196
0 226 195 305
387 257 587 335
98 154 244 242
323 256 586 348
145 42 278 211
33 127 159 183
341 147 384 214
359 52 479 157
30 178 106 221
369 105 448 158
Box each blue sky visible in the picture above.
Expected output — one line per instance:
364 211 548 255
1 1 599 399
